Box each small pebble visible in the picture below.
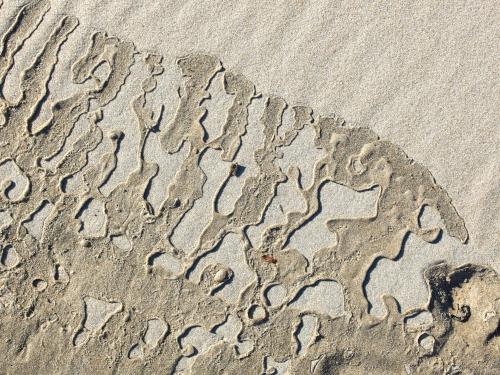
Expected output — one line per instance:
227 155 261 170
109 130 123 140
214 269 229 283
418 333 435 352
32 279 48 292
80 239 91 247
182 343 196 357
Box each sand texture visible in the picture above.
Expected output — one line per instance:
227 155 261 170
0 1 499 374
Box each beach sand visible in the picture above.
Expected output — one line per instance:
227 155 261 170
0 1 498 373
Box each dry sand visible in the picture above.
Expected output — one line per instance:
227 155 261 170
0 0 498 374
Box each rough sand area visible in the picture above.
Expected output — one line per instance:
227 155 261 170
0 1 498 374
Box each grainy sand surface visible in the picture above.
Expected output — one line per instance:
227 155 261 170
39 0 499 309
0 1 498 373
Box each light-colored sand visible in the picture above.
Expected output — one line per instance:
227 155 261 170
34 0 498 309
0 1 498 373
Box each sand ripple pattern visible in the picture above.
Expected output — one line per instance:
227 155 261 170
0 1 498 374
